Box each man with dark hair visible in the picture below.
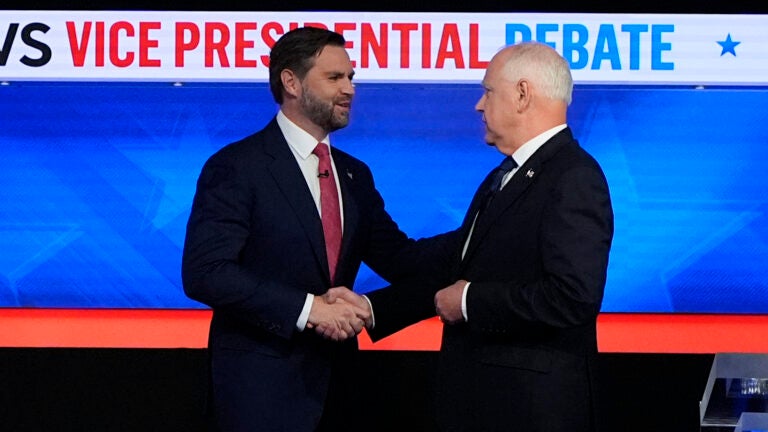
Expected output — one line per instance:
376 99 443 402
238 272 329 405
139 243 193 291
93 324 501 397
182 26 415 431
267 27 346 105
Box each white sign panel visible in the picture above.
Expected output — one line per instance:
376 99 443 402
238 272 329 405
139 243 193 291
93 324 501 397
1 11 766 85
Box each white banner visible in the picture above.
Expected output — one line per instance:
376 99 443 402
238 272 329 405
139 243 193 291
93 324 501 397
1 11 766 85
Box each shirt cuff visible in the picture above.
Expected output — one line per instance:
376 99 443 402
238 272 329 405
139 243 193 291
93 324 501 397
362 295 375 329
296 293 314 331
461 282 471 321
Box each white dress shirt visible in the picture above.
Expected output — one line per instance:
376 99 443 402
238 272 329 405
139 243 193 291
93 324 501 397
275 111 345 331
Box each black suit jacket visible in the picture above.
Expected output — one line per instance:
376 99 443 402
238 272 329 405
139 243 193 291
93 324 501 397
368 128 614 432
182 118 415 431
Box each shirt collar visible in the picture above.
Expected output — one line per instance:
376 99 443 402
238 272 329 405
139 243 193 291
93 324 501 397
276 110 331 160
511 124 567 167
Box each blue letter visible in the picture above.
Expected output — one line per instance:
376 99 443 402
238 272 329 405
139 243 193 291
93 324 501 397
652 24 674 70
535 23 559 49
562 24 589 69
591 24 621 70
505 24 532 45
621 24 648 70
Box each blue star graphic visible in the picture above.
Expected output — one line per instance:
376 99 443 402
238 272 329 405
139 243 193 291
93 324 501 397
717 33 741 56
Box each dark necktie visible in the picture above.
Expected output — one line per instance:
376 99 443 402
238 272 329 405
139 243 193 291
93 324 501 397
463 155 518 259
489 156 518 192
481 156 518 211
313 143 342 283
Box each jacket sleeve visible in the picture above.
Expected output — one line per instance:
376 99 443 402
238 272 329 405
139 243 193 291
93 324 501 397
181 151 308 340
365 230 464 340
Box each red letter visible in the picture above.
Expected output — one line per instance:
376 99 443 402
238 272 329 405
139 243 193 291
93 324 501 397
66 21 91 67
392 23 417 68
421 23 431 68
334 22 357 67
235 22 257 67
175 22 199 67
260 21 284 67
361 23 387 68
205 22 230 68
109 21 134 68
139 21 161 67
469 23 488 69
436 23 464 69
334 22 356 50
96 21 105 66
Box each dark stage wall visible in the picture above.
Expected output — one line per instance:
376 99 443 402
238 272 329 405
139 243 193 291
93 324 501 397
0 349 713 431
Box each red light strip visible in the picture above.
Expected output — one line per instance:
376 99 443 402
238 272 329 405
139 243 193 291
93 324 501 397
2 309 767 353
0 309 211 349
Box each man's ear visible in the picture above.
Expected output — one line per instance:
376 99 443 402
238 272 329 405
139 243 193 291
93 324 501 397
281 69 300 99
516 79 532 112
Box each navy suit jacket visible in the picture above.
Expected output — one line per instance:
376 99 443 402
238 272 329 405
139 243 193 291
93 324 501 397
182 118 414 431
368 128 614 432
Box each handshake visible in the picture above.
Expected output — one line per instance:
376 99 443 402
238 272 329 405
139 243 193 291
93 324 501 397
306 287 372 341
305 279 470 342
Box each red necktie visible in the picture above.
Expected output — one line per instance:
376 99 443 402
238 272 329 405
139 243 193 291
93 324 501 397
313 143 342 283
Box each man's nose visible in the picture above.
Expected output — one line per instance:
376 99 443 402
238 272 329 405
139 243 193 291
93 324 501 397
342 79 355 95
475 94 485 112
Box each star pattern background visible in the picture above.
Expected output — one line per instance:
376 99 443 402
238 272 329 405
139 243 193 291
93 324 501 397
1 82 767 312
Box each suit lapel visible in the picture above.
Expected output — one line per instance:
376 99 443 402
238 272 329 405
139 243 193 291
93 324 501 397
462 128 573 263
462 162 539 263
331 151 359 279
262 119 330 282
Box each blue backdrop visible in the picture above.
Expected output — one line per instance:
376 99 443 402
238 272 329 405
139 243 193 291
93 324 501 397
1 82 767 312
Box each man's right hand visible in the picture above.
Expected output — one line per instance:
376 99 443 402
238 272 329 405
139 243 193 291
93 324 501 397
307 289 369 341
324 286 373 328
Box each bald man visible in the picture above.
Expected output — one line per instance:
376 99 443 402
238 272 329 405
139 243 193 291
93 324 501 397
341 42 614 431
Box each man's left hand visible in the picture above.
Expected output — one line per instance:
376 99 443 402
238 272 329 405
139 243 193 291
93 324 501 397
435 280 468 324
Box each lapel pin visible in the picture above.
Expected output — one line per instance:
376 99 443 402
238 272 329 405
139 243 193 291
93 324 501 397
346 170 353 180
526 169 535 178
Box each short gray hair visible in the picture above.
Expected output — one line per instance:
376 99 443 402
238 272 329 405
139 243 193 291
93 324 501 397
502 42 573 105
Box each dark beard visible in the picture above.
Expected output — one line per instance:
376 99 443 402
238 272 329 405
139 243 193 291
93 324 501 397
300 85 350 133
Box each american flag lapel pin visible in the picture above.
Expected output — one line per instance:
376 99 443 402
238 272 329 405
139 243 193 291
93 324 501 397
526 169 535 178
